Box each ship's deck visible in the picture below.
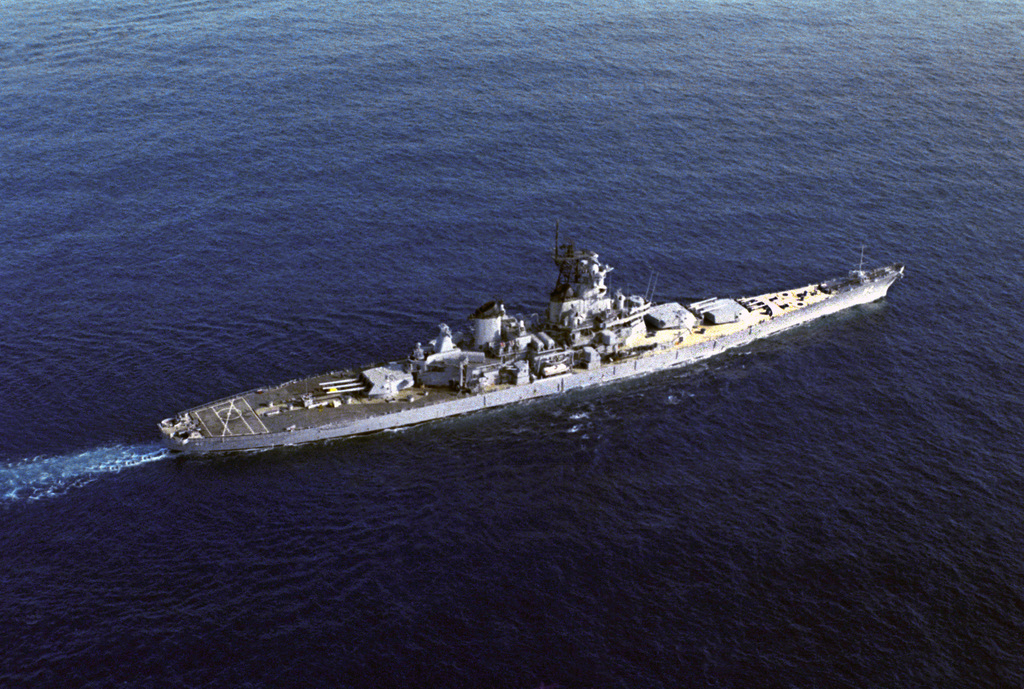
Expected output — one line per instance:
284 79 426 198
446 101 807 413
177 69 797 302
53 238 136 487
182 372 476 439
173 277 851 441
632 280 832 350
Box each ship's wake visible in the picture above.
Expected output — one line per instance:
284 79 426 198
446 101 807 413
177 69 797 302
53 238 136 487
1 443 169 503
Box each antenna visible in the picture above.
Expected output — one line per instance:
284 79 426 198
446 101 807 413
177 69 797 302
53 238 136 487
644 271 659 302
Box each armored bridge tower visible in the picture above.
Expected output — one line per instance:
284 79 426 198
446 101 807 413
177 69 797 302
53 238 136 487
544 239 652 353
546 240 615 329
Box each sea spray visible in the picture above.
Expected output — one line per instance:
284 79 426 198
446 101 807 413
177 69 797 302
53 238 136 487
1 444 169 502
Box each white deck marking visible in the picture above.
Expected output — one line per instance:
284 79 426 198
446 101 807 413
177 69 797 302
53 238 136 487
192 396 269 438
241 397 270 434
217 399 237 436
193 410 213 437
232 398 256 435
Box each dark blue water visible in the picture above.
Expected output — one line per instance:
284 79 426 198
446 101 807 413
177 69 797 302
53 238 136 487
3 0 1024 686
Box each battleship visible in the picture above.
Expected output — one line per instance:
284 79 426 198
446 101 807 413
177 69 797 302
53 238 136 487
160 240 904 454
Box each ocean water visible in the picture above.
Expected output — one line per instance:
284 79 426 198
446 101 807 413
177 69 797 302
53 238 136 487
2 0 1024 686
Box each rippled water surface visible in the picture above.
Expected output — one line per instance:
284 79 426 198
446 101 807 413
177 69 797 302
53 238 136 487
2 0 1024 687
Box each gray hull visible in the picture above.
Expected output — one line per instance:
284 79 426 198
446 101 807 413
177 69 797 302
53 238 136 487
163 266 902 455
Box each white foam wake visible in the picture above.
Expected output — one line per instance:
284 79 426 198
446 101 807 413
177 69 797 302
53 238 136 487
1 443 170 502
